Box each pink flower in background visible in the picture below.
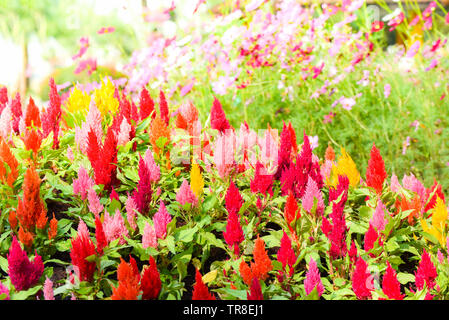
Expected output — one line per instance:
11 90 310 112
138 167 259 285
387 12 404 31
176 179 199 207
340 97 356 111
74 58 97 75
72 37 89 60
304 258 324 297
77 218 90 239
97 26 115 34
142 222 157 249
103 209 129 245
402 136 410 155
67 146 74 161
153 201 172 239
384 84 391 98
73 166 94 200
180 80 195 97
390 173 402 193
245 0 265 12
406 41 420 58
144 147 161 183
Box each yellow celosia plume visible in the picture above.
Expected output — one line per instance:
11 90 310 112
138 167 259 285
65 86 91 115
190 162 204 198
94 78 119 117
421 196 447 246
329 148 360 187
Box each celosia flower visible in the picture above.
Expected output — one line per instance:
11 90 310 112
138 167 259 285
210 96 232 133
365 143 387 194
251 237 273 281
111 257 141 300
225 180 243 215
153 201 172 239
323 202 348 259
87 188 104 216
190 162 204 199
22 128 42 157
304 258 324 297
43 277 55 300
192 269 215 300
382 262 404 300
0 137 19 188
424 181 445 212
352 257 373 300
65 86 91 115
159 90 169 125
421 196 447 245
250 161 274 197
41 78 62 149
48 214 58 240
125 195 138 231
94 77 119 117
176 179 198 207
364 224 382 257
415 250 437 291
24 97 41 128
223 209 244 256
103 209 129 245
247 277 263 300
148 115 170 155
140 256 161 300
349 240 358 264
132 154 153 215
302 175 325 215
277 232 296 274
10 92 22 134
143 147 161 183
370 199 388 232
142 222 157 249
95 216 107 256
7 236 44 291
73 166 94 201
16 165 47 239
331 148 360 187
284 190 299 231
139 87 155 120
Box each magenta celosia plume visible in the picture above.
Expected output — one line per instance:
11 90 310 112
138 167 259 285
7 236 44 291
223 209 244 256
304 258 324 297
277 232 296 275
153 201 172 239
176 179 198 207
352 257 373 300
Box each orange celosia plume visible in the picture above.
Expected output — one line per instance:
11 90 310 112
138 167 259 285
0 137 19 188
239 237 273 286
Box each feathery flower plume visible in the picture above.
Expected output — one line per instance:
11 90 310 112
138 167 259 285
247 277 263 300
421 196 447 246
382 262 404 300
424 181 445 212
149 115 170 156
352 257 373 300
22 128 42 156
364 223 382 257
192 269 216 300
142 222 157 249
7 236 44 291
139 87 155 120
111 257 141 300
48 214 58 240
132 154 153 215
10 92 22 134
41 78 62 149
370 199 388 232
140 256 161 300
251 237 273 281
415 249 437 291
87 188 104 216
0 137 19 188
331 148 360 187
159 90 169 125
366 143 387 194
103 209 129 245
210 96 232 133
250 161 274 197
302 175 325 215
153 201 172 239
277 232 296 275
24 97 41 128
322 201 348 259
284 190 299 232
176 179 198 207
223 209 244 256
144 147 161 183
95 216 107 256
70 227 97 282
225 180 243 215
125 195 138 230
73 166 94 200
43 277 55 300
304 258 324 297
190 162 204 199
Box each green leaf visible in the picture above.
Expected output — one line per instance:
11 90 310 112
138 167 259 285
304 287 320 300
175 226 198 243
397 273 415 285
11 285 42 300
0 255 8 273
219 288 247 300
